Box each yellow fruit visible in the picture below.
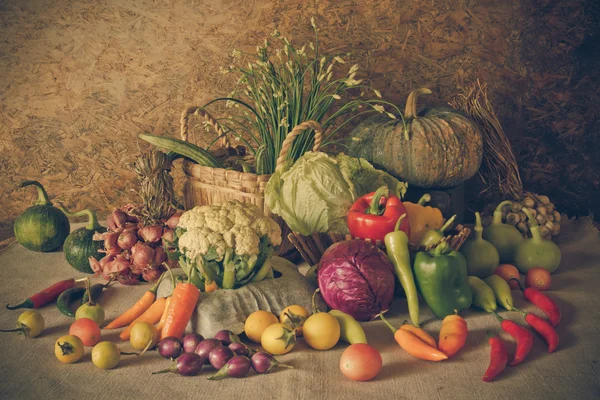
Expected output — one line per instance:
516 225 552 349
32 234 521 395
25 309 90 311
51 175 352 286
303 312 341 350
54 335 84 364
279 305 310 337
244 310 279 343
129 322 159 351
92 341 121 369
261 323 296 355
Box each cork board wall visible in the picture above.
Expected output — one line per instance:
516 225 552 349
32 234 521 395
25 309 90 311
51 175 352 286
1 0 598 227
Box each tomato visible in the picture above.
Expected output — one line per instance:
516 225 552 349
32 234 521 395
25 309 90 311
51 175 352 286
302 312 340 351
260 323 296 355
54 335 84 364
130 322 159 351
76 303 105 326
92 341 121 369
494 264 521 289
279 305 310 337
339 343 383 382
16 310 45 338
69 318 101 346
244 310 279 343
525 267 552 291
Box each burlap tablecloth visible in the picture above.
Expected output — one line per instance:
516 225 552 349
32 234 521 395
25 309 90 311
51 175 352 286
1 218 599 400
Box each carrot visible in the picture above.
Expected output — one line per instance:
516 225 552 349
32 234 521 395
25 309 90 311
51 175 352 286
155 296 171 332
120 296 167 340
160 282 200 340
105 274 164 330
204 280 218 293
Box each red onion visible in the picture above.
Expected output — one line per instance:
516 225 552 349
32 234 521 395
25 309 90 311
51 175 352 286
154 246 167 268
142 267 162 282
89 257 102 275
112 209 129 229
138 225 163 243
99 254 115 268
106 214 117 231
166 212 182 229
104 232 121 256
162 229 175 246
132 242 155 270
118 231 138 250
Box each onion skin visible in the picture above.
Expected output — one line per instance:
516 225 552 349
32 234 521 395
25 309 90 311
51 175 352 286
104 232 121 256
153 246 167 268
138 225 163 243
112 210 128 229
132 242 155 271
166 212 182 230
141 268 162 282
117 231 138 250
106 214 117 231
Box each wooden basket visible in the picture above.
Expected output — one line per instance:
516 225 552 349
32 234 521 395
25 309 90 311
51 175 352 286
180 105 323 259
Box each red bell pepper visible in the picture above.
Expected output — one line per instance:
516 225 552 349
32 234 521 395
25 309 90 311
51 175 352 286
347 186 410 244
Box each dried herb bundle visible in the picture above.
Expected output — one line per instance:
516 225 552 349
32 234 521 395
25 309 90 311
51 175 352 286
131 149 175 225
450 80 523 200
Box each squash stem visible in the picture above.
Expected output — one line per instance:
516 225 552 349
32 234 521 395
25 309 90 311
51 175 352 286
440 214 457 235
473 212 483 239
19 180 52 206
403 88 433 119
521 208 543 242
493 200 513 224
57 206 101 230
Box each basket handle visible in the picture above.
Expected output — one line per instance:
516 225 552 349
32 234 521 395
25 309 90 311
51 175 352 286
180 106 231 149
275 120 323 172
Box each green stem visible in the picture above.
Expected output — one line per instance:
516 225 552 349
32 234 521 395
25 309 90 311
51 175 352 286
57 206 101 230
366 186 389 216
486 330 496 339
417 194 431 206
509 278 525 292
490 310 504 323
222 249 236 289
0 327 26 334
19 180 52 206
493 200 513 224
376 311 397 334
394 214 407 232
432 240 451 255
521 208 543 242
311 288 322 314
440 214 457 235
5 299 34 310
149 273 165 296
473 212 483 239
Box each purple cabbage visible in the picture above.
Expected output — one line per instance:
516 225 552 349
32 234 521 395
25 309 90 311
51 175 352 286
317 240 395 321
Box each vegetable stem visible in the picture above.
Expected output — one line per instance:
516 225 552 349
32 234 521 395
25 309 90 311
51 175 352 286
365 186 389 216
57 206 101 230
18 180 52 206
376 311 397 334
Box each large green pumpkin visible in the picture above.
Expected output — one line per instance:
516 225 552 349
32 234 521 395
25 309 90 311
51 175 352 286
61 207 106 274
14 181 70 252
350 88 483 188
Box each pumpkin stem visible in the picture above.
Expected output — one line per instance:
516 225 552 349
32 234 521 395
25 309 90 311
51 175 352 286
18 180 52 206
417 194 431 206
404 88 433 120
57 205 101 230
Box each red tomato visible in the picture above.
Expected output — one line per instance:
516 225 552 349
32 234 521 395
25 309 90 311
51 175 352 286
494 264 521 289
525 267 551 291
339 343 382 382
69 318 101 347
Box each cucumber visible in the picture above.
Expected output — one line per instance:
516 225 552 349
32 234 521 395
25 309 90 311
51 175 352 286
139 134 224 168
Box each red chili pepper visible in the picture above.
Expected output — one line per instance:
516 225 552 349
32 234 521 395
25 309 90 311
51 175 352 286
491 311 533 366
510 278 561 327
347 186 410 244
6 278 75 310
517 309 559 353
482 331 508 382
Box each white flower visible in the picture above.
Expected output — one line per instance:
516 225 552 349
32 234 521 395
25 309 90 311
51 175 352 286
225 100 235 108
326 63 334 74
271 29 280 37
219 66 230 75
373 89 382 98
332 94 341 100
386 112 397 119
351 137 362 142
309 42 315 50
349 64 359 74
320 56 326 68
345 78 362 87
372 104 385 113
311 17 317 29
326 71 333 81
232 49 241 58
334 56 345 64
280 118 289 128
298 45 306 56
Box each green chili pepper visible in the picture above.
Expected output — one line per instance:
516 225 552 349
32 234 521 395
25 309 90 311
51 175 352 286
484 275 514 311
82 282 109 305
385 214 420 327
56 287 86 317
468 276 497 313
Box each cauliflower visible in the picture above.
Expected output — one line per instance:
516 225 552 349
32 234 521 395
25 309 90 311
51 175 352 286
175 200 282 289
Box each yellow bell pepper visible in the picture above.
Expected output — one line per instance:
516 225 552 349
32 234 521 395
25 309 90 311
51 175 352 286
404 194 445 245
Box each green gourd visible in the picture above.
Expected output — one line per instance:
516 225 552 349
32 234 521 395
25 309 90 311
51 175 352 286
482 200 523 263
60 207 107 274
419 214 456 249
514 208 561 274
14 181 70 252
460 212 499 278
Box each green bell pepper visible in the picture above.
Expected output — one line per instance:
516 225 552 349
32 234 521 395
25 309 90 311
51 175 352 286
413 241 472 319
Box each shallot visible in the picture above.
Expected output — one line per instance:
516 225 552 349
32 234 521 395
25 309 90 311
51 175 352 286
138 225 163 243
118 231 138 250
112 209 129 229
132 243 155 271
166 212 182 229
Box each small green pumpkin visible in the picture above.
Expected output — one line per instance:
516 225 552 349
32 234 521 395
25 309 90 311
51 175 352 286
350 88 483 188
60 207 107 274
14 181 70 252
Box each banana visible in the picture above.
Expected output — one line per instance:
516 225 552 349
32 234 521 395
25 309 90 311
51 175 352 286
329 309 368 345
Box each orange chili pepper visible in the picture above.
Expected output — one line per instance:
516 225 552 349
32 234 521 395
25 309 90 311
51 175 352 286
120 296 167 340
438 312 468 358
155 296 171 332
400 322 438 349
379 313 447 362
160 282 200 340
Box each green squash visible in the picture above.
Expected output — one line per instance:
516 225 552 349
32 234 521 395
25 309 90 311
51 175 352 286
350 88 483 188
60 207 106 274
14 181 70 252
482 200 523 264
